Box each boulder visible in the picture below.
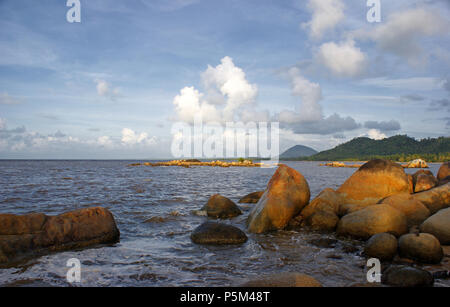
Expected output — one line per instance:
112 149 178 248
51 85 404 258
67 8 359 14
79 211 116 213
241 273 322 287
300 188 342 220
364 233 398 261
238 191 264 204
202 194 242 219
420 208 450 245
398 233 443 264
407 174 414 194
247 165 310 233
382 265 434 287
304 211 339 232
412 183 450 214
337 159 410 206
338 203 375 217
379 193 430 227
413 171 437 193
437 162 450 181
336 204 408 240
190 222 247 245
406 159 428 168
0 207 120 265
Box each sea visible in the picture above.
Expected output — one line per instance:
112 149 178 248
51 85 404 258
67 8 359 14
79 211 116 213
0 160 448 287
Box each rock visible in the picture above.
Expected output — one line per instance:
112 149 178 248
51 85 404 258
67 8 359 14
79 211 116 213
379 193 430 227
412 183 450 214
407 174 414 194
308 238 338 248
337 159 410 206
420 208 450 245
413 171 437 193
241 273 322 287
439 176 450 186
300 188 342 220
364 233 398 261
247 164 310 233
238 191 264 204
406 159 428 168
190 222 247 245
398 233 443 264
382 265 434 287
0 207 120 265
337 204 408 240
338 203 375 217
437 162 450 181
202 194 242 219
304 211 339 232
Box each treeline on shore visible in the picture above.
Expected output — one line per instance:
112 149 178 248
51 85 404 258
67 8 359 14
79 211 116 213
283 135 450 162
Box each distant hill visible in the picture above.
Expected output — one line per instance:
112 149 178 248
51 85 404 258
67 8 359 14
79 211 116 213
297 135 450 162
279 145 318 159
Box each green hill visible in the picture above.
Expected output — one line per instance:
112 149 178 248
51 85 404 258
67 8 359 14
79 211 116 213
295 135 450 162
280 145 317 159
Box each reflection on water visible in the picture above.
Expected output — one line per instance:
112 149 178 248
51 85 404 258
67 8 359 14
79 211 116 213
0 160 447 287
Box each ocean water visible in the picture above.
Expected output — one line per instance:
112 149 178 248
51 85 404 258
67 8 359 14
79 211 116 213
0 160 447 287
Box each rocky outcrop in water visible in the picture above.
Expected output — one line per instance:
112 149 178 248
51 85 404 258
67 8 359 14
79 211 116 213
247 164 310 234
420 207 450 245
190 222 247 245
437 162 450 185
0 207 120 266
413 170 437 193
405 159 428 169
202 194 242 219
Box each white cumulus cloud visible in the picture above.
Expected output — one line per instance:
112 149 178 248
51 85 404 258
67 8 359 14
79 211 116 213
317 39 367 77
302 0 345 40
121 128 156 146
96 79 120 99
367 129 387 140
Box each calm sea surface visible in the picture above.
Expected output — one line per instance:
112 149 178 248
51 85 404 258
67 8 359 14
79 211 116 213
0 160 447 287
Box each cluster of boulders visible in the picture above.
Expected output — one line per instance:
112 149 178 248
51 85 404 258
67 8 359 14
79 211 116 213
0 207 120 266
128 159 262 168
190 159 450 287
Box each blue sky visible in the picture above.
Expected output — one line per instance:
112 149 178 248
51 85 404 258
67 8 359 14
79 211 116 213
0 0 449 159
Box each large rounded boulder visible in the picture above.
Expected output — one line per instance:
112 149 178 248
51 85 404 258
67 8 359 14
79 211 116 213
398 233 443 264
379 193 430 227
202 194 242 219
337 159 410 206
336 204 408 240
364 233 398 261
0 207 120 265
191 222 247 245
247 164 310 234
382 265 434 287
420 208 450 245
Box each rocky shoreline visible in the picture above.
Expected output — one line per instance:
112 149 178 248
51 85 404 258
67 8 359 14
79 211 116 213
0 159 449 287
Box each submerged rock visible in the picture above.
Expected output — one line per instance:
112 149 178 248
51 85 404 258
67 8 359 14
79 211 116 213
337 204 408 240
379 193 430 227
238 191 264 204
337 159 410 206
398 233 443 264
364 233 398 261
202 194 242 219
0 207 120 265
420 208 450 245
382 265 434 287
247 164 310 234
241 273 322 287
190 222 247 245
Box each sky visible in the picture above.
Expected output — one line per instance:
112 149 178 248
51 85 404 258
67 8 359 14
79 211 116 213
0 0 449 159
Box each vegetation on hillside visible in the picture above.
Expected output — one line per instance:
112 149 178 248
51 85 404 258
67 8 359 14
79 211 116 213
288 135 450 162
